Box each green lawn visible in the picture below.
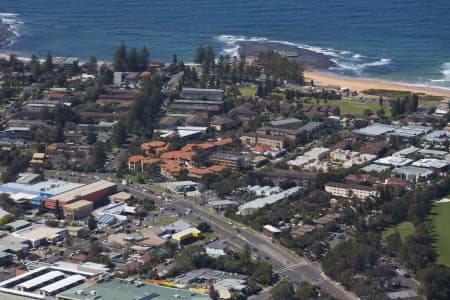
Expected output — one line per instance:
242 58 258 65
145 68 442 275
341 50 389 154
202 232 218 241
430 202 450 267
362 89 443 106
151 217 177 226
312 99 391 117
382 221 415 246
239 86 257 97
362 89 412 99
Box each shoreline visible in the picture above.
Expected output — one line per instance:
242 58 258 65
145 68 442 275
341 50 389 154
2 50 450 97
305 70 450 97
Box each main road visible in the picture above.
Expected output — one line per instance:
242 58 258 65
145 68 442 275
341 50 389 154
43 169 357 299
167 198 358 300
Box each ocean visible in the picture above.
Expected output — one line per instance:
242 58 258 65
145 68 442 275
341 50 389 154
1 0 450 89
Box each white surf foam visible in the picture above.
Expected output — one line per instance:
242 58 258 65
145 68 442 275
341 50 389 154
215 34 391 75
0 12 23 45
430 62 450 83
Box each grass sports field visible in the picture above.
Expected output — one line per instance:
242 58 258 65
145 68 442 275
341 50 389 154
430 202 450 267
312 99 392 117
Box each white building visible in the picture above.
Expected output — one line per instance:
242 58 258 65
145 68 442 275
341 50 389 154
325 182 379 200
304 147 331 160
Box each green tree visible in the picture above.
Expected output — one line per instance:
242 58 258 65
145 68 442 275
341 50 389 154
87 56 98 74
102 68 114 85
30 54 42 80
138 46 150 71
420 265 450 300
270 280 295 300
88 215 97 231
86 130 97 144
113 42 128 72
295 282 316 300
92 142 107 170
194 46 206 64
127 48 139 71
197 222 212 233
43 51 54 73
385 231 402 256
111 121 128 146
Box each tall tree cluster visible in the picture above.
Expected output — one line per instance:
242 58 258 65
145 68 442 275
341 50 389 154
127 76 162 137
257 51 304 84
390 94 419 118
113 42 149 72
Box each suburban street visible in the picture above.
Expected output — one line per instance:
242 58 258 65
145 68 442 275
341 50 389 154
42 169 358 300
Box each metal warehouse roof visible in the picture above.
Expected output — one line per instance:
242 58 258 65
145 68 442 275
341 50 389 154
57 278 210 300
50 180 116 203
40 275 86 294
0 267 49 288
17 271 65 290
238 187 300 215
354 123 396 137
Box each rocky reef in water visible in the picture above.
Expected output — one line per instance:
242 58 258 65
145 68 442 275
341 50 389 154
0 20 12 48
237 40 335 69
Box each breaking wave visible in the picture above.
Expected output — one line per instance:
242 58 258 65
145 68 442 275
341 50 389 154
216 34 392 75
0 12 24 45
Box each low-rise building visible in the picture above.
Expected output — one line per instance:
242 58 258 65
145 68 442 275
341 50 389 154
238 187 300 215
270 118 303 129
260 169 316 187
412 158 449 171
206 200 238 211
209 152 244 170
109 191 133 203
205 239 228 257
262 225 282 239
393 166 434 182
180 87 224 101
45 180 117 209
12 225 66 248
63 200 93 220
210 117 240 131
324 182 379 200
375 156 413 167
304 147 331 160
240 132 288 149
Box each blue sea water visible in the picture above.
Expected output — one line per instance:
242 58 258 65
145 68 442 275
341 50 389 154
1 0 450 88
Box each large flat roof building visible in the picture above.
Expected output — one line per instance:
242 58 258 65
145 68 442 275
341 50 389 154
12 225 66 248
393 166 434 182
354 123 396 137
238 187 300 215
180 87 224 101
45 180 117 209
375 156 413 167
63 200 94 220
57 278 210 300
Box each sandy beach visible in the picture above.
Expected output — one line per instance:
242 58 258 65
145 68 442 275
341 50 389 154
305 70 450 97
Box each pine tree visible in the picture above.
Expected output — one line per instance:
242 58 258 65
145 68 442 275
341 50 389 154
127 48 139 71
43 51 53 73
194 46 205 64
138 46 150 71
30 54 41 80
87 56 98 74
113 42 127 72
102 68 114 85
